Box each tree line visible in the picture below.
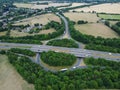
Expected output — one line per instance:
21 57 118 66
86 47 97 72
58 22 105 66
6 52 120 90
9 48 36 56
41 51 76 66
111 22 120 35
85 44 120 53
47 39 79 48
84 57 120 71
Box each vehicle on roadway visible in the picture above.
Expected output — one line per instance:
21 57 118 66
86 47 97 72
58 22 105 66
73 67 76 69
60 68 68 72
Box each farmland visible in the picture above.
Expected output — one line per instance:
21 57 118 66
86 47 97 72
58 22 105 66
14 13 61 26
58 3 87 9
10 29 56 37
14 3 69 9
0 55 34 90
64 12 100 23
98 14 120 20
72 3 120 14
64 12 119 38
0 31 7 36
75 23 119 38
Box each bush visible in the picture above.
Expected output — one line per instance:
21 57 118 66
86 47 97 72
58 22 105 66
77 20 88 24
0 50 6 54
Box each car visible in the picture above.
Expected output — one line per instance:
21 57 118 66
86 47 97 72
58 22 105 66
73 67 76 69
60 68 68 72
109 53 112 55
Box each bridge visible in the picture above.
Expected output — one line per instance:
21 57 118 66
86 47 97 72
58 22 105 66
30 45 120 62
0 42 120 62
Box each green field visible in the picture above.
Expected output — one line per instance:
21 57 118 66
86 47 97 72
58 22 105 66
98 14 120 20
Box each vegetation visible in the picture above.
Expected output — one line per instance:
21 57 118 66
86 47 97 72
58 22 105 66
77 20 88 24
98 14 120 21
68 19 120 52
1 39 42 45
85 44 120 53
0 21 65 44
7 52 120 90
57 0 120 3
9 48 35 56
111 22 120 35
41 51 76 66
61 3 100 11
104 20 110 27
84 57 120 71
0 50 6 54
47 39 79 48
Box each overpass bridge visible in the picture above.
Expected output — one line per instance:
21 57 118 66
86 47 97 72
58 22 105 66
31 45 91 58
31 45 120 62
0 42 120 62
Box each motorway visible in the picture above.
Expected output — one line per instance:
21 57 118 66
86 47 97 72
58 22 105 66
0 42 120 62
31 45 120 62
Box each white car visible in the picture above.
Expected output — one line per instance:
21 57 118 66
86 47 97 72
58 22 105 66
73 67 76 69
60 68 68 72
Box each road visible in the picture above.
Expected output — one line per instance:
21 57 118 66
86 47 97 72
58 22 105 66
42 13 84 48
56 13 71 39
0 42 120 62
31 45 120 62
41 13 71 45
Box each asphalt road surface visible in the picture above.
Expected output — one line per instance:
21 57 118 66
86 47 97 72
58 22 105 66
0 42 120 62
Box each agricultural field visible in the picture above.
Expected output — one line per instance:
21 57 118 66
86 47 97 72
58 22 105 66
109 21 118 25
0 31 7 36
0 55 34 90
14 3 69 9
70 3 87 7
98 14 120 20
72 3 120 14
13 3 33 8
14 13 61 26
75 23 119 38
10 29 55 37
58 3 87 9
64 12 100 23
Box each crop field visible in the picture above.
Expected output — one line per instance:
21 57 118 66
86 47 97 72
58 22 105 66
70 3 87 7
58 3 87 9
0 31 7 36
13 3 33 8
75 23 119 38
109 21 118 25
0 55 34 90
14 13 61 26
98 14 120 20
64 12 100 23
14 3 69 9
73 3 120 14
10 29 56 37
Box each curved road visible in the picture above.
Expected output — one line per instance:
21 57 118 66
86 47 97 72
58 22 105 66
42 13 84 48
